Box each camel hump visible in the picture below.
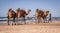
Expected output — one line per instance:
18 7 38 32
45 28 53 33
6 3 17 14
20 10 27 16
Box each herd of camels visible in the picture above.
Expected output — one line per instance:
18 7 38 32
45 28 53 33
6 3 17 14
7 8 51 25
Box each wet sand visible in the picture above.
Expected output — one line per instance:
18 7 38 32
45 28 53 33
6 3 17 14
0 21 60 33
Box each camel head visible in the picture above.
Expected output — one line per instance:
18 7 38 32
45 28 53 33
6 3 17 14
8 8 12 12
16 8 20 13
43 10 49 16
36 8 39 11
7 8 14 18
47 11 49 13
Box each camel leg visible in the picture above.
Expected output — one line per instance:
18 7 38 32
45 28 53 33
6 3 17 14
41 18 43 23
35 17 38 24
43 18 45 23
13 17 16 25
24 17 26 24
38 17 41 24
39 18 42 23
36 18 38 24
38 19 40 24
38 19 41 24
16 17 20 25
23 17 26 24
36 17 39 24
45 17 47 23
43 20 45 23
17 17 19 22
37 18 40 24
7 18 10 25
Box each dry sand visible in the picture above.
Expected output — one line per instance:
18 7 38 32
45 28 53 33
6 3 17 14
0 21 60 33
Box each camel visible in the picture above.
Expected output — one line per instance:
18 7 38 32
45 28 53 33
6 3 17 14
42 10 49 23
35 9 49 24
7 8 16 25
34 9 44 24
16 8 31 24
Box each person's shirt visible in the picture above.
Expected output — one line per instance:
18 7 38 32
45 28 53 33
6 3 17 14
48 13 51 20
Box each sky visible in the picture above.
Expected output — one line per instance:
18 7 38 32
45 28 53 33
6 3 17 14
0 0 60 17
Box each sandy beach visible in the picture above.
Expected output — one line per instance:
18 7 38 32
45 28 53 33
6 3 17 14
0 21 60 33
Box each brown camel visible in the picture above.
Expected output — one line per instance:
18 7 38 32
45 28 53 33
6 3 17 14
35 9 49 24
16 8 31 24
35 9 43 24
7 8 16 25
42 10 49 23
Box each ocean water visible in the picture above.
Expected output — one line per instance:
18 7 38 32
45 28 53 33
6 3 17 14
0 17 60 23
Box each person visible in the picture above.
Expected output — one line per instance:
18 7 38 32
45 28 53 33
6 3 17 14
48 13 52 22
